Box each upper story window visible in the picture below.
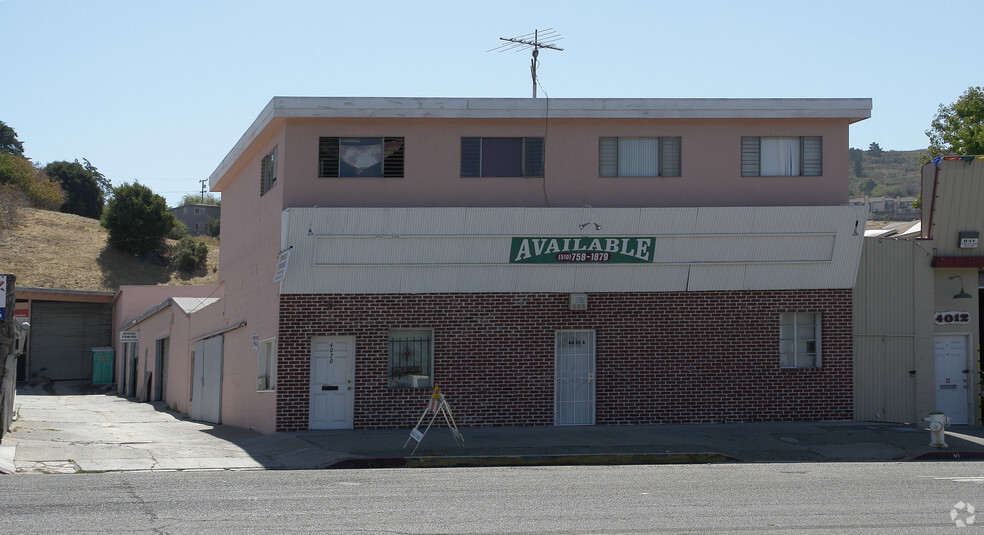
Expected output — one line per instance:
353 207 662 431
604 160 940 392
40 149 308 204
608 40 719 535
460 137 544 178
599 137 681 177
318 137 405 178
260 146 278 195
742 136 822 177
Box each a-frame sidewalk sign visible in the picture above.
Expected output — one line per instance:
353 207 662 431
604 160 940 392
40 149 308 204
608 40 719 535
404 383 465 456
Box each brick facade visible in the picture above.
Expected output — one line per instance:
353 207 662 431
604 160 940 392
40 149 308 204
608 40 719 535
276 290 852 431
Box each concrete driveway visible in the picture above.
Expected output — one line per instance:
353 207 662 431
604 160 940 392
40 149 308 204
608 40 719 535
1 381 276 473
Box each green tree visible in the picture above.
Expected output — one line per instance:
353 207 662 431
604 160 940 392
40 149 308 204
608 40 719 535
927 86 984 157
859 177 877 196
178 192 220 206
867 142 883 156
852 158 864 178
0 120 25 157
45 160 104 219
82 158 113 200
102 182 175 255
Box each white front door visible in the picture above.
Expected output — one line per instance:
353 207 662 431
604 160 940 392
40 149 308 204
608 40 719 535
310 336 355 429
935 335 970 424
555 330 596 426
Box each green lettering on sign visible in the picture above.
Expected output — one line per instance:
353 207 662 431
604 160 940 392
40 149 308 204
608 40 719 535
509 237 656 264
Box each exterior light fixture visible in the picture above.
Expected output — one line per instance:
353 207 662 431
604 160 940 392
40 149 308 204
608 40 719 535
949 275 973 299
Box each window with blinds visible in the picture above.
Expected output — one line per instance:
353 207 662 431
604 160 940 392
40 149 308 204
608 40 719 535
318 137 405 178
741 136 822 177
598 137 681 177
460 137 545 178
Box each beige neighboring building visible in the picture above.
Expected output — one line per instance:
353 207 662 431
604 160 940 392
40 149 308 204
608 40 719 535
854 156 984 425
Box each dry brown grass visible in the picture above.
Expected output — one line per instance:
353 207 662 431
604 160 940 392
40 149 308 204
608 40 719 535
0 207 219 291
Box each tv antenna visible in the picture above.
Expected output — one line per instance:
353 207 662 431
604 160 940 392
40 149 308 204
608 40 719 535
489 28 564 98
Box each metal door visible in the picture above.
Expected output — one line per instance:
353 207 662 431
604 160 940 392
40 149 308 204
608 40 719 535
555 330 596 426
155 337 169 402
309 336 355 429
191 335 223 424
935 335 970 424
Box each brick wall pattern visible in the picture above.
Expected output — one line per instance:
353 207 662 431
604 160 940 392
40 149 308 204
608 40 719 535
276 290 852 431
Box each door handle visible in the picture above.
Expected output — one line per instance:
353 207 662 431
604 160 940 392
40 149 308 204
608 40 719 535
322 385 339 391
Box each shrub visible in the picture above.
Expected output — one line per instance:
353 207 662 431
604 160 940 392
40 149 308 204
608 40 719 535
175 236 208 272
0 183 26 232
168 220 189 240
206 216 220 238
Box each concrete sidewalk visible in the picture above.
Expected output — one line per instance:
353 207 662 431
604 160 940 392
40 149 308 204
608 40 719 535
3 381 984 474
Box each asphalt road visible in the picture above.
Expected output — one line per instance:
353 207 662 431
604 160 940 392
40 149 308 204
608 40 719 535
2 462 983 533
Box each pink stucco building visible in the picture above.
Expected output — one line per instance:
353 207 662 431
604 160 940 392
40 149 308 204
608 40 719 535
113 96 871 433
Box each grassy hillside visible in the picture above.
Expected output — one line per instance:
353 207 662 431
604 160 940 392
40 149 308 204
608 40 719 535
0 208 219 291
848 147 926 198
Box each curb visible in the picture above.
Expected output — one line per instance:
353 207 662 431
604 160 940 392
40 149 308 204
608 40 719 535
911 451 984 461
325 452 737 469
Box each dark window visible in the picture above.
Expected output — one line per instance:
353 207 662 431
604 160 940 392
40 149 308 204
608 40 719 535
460 137 545 178
260 146 277 195
318 137 405 178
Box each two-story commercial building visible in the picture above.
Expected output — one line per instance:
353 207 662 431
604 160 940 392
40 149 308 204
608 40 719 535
113 96 871 433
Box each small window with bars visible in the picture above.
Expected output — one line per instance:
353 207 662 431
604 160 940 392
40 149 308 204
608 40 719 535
388 329 433 389
742 136 822 177
460 137 544 178
260 146 278 195
599 137 681 177
318 137 405 178
780 312 821 369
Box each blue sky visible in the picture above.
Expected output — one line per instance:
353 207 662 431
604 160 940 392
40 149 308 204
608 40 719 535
1 0 979 206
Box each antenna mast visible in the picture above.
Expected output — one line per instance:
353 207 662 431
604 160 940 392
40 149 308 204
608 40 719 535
490 28 564 98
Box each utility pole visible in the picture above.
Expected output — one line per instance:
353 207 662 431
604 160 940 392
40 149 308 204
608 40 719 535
490 28 564 98
199 178 208 204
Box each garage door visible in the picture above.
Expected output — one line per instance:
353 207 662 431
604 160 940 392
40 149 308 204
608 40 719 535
29 301 112 381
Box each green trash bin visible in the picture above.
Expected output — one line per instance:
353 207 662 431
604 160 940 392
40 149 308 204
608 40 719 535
92 347 114 386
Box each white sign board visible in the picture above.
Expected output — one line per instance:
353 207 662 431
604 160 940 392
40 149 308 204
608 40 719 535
273 249 291 283
120 330 139 343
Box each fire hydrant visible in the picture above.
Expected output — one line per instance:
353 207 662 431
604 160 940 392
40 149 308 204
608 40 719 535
924 412 950 448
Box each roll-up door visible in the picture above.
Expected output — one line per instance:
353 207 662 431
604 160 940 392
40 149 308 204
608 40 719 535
29 301 112 381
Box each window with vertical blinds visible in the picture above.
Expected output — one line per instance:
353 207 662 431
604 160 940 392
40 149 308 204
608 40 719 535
741 136 822 177
599 137 681 177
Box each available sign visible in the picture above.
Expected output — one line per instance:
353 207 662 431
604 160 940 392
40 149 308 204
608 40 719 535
510 237 655 264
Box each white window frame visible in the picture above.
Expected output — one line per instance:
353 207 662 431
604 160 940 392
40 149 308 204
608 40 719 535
599 136 681 177
779 312 821 369
257 337 276 391
388 329 433 389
